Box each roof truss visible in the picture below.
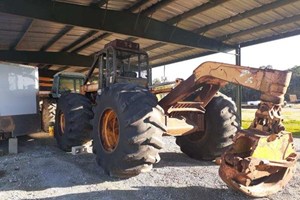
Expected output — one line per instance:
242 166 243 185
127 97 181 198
0 0 235 52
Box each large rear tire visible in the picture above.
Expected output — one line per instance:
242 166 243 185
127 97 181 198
41 98 56 132
54 93 93 151
92 83 165 178
176 93 239 160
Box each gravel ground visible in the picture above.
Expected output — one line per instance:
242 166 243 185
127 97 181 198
0 133 299 200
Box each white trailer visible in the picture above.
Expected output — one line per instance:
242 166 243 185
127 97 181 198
0 62 40 138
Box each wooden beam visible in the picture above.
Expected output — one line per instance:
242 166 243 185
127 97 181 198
39 77 53 82
39 82 52 87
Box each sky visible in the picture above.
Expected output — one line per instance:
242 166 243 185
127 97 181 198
152 34 300 82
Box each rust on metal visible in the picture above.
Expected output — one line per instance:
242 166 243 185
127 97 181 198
159 61 291 139
167 102 205 115
250 101 285 134
165 101 205 136
155 61 296 197
219 102 298 197
159 62 291 112
192 62 291 104
0 116 15 133
165 116 197 136
158 75 197 111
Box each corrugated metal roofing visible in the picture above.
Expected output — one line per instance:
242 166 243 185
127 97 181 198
0 0 300 76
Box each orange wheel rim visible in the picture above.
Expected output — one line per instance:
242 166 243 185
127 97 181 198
60 112 65 134
100 109 119 152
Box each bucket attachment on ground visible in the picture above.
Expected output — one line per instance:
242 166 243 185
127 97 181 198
219 102 298 197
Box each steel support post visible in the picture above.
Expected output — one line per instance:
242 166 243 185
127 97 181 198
235 46 242 124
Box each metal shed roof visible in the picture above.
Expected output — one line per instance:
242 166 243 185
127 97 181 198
0 0 300 77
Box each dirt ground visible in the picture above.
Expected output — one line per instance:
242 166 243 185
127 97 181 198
0 133 299 200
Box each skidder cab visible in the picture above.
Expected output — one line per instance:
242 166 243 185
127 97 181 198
80 39 151 94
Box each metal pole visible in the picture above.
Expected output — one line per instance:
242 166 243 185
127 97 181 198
235 45 242 125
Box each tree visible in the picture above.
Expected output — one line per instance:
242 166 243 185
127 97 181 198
152 78 161 85
286 65 300 101
259 65 273 69
220 83 260 102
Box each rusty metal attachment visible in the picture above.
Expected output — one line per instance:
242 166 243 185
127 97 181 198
159 62 292 110
165 101 205 136
154 61 296 197
0 116 15 133
250 101 285 134
219 101 298 197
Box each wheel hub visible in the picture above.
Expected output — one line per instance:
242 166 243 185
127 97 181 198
100 109 120 153
59 112 65 135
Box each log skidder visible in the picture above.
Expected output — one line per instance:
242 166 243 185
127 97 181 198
57 39 297 197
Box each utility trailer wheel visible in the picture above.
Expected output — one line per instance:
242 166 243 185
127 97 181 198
176 93 239 160
54 93 93 152
41 98 56 132
92 83 165 178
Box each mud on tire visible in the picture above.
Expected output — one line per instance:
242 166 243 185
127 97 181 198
176 93 239 160
92 83 165 178
54 93 93 152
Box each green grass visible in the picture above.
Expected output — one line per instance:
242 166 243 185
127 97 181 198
241 108 300 136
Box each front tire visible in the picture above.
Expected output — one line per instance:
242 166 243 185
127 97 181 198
93 84 165 178
176 93 239 160
54 93 93 151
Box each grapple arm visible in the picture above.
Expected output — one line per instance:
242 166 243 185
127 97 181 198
159 61 291 111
